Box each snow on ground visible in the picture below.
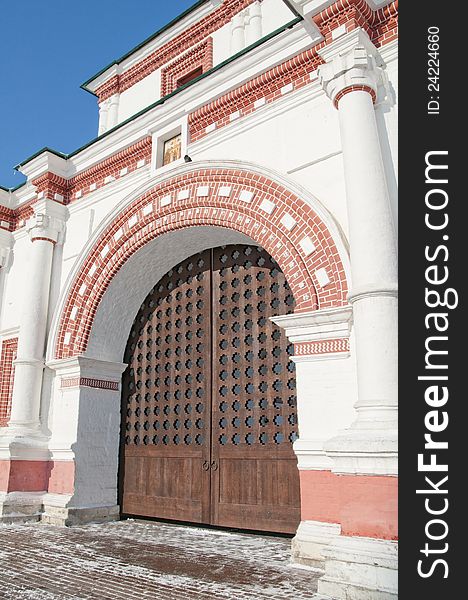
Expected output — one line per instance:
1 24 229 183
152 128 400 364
0 520 324 599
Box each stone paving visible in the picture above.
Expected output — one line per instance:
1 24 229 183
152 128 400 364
0 520 325 599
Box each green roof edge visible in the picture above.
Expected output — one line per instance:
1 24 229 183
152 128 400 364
80 0 211 93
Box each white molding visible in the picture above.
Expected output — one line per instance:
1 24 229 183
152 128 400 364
47 356 127 381
272 306 353 344
0 326 20 340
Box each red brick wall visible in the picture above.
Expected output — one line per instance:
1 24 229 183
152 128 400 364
0 338 18 427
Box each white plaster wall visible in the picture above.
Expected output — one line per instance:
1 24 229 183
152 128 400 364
118 71 161 124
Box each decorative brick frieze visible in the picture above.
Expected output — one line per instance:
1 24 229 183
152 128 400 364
189 48 325 141
4 138 152 232
313 0 398 48
32 172 69 202
67 137 152 201
161 38 213 97
95 0 259 102
55 167 348 359
60 377 120 391
0 338 18 427
295 338 350 356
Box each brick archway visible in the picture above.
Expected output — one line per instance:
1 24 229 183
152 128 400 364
54 167 348 359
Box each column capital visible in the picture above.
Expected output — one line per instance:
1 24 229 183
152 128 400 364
27 198 67 244
317 28 386 108
0 228 13 269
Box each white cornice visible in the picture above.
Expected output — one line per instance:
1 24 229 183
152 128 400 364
271 306 353 343
17 151 68 182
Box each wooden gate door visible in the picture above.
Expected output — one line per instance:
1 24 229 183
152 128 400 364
121 245 301 533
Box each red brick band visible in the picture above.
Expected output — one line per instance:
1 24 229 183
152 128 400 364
0 338 18 427
334 85 377 109
295 338 350 356
61 377 120 391
31 237 57 245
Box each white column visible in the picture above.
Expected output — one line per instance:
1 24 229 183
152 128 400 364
230 13 245 54
318 30 398 475
0 228 12 270
106 94 120 129
245 2 262 46
98 99 109 135
8 199 66 438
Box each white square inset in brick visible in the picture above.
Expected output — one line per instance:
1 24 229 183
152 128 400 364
281 83 294 95
143 203 153 215
178 189 190 201
300 236 317 256
137 159 146 169
101 245 110 258
79 284 87 297
239 190 254 203
315 268 331 288
114 228 123 242
37 192 45 200
206 123 216 133
64 332 72 345
280 213 296 231
75 190 82 199
104 175 115 184
70 306 78 321
197 186 210 197
229 111 241 122
128 215 138 228
161 195 172 207
332 24 347 41
54 193 64 201
218 186 232 198
89 264 97 277
120 167 129 177
254 97 266 109
259 199 276 215
89 183 97 191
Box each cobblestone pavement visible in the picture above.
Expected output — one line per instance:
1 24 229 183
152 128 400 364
0 520 325 599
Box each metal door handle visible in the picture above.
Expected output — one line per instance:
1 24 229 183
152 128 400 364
202 460 210 471
210 460 218 471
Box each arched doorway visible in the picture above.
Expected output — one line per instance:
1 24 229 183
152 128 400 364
119 244 301 534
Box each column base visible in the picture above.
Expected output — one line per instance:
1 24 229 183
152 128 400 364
0 491 43 523
292 520 341 570
319 535 398 600
324 428 398 476
42 494 120 526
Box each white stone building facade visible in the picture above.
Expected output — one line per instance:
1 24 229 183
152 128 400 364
0 1 398 598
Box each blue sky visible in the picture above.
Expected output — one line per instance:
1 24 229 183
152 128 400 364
0 0 196 189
